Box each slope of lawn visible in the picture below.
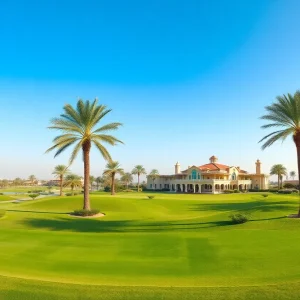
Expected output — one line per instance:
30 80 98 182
0 192 300 299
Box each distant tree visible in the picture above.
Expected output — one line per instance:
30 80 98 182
29 193 39 200
270 164 287 189
103 161 124 195
290 171 296 180
259 91 300 216
13 178 23 186
148 169 159 190
46 99 123 210
89 176 95 190
95 176 102 190
28 175 36 186
52 165 70 196
64 174 82 196
121 172 133 189
132 165 147 192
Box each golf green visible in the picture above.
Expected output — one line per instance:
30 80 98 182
0 192 299 299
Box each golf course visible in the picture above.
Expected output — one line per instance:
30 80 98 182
1 191 300 299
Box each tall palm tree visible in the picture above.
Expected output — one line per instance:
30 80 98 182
103 161 124 195
46 99 123 210
259 91 300 215
270 164 287 189
64 174 82 196
148 169 159 190
28 175 36 186
290 171 296 180
52 165 70 196
121 172 133 189
132 165 147 192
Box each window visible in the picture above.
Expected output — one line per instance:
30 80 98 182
231 172 236 180
155 184 157 188
189 175 191 179
198 173 200 179
192 170 197 180
150 184 152 188
160 184 162 189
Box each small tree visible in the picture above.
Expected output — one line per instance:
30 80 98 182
132 165 147 192
103 161 124 195
121 172 133 190
148 169 159 190
29 193 39 200
52 165 70 196
64 174 82 195
290 171 296 180
28 175 37 186
270 164 287 189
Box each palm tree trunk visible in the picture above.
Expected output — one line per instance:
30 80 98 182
82 141 91 210
137 174 140 192
60 175 63 196
296 145 300 217
111 173 115 195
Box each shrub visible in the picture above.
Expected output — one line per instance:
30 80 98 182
0 210 5 218
28 193 39 200
261 194 269 198
147 195 155 199
229 213 249 224
72 209 100 217
0 193 3 195
65 193 72 196
278 189 293 194
224 190 234 194
233 189 240 193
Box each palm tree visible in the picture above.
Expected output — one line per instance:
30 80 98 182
52 165 70 196
64 174 82 195
121 172 133 189
148 169 159 190
259 91 300 216
132 165 147 192
270 164 287 189
290 171 296 180
46 99 123 210
103 161 124 195
28 175 36 186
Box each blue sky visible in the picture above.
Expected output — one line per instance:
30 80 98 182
0 0 300 181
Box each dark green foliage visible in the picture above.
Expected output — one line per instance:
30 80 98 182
233 189 240 193
28 194 39 200
224 190 234 194
229 213 249 224
262 194 269 198
147 195 155 199
278 190 293 194
72 209 101 217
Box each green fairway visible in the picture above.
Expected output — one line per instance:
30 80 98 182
0 192 300 299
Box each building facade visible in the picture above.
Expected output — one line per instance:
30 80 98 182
147 156 269 193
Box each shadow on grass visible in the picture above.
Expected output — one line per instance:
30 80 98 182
21 215 287 233
7 209 69 215
189 200 295 213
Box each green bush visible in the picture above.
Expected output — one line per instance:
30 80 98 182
229 213 249 224
278 189 293 194
72 209 101 217
233 189 240 193
224 190 234 194
0 210 5 218
261 194 269 198
65 193 72 196
147 195 155 199
0 193 3 195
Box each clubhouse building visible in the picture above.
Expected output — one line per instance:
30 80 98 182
147 156 269 193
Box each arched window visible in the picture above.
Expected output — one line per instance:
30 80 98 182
192 170 197 180
231 172 236 180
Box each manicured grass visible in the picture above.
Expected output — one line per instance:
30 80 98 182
0 192 300 299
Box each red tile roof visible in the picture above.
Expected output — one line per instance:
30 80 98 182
198 163 229 171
